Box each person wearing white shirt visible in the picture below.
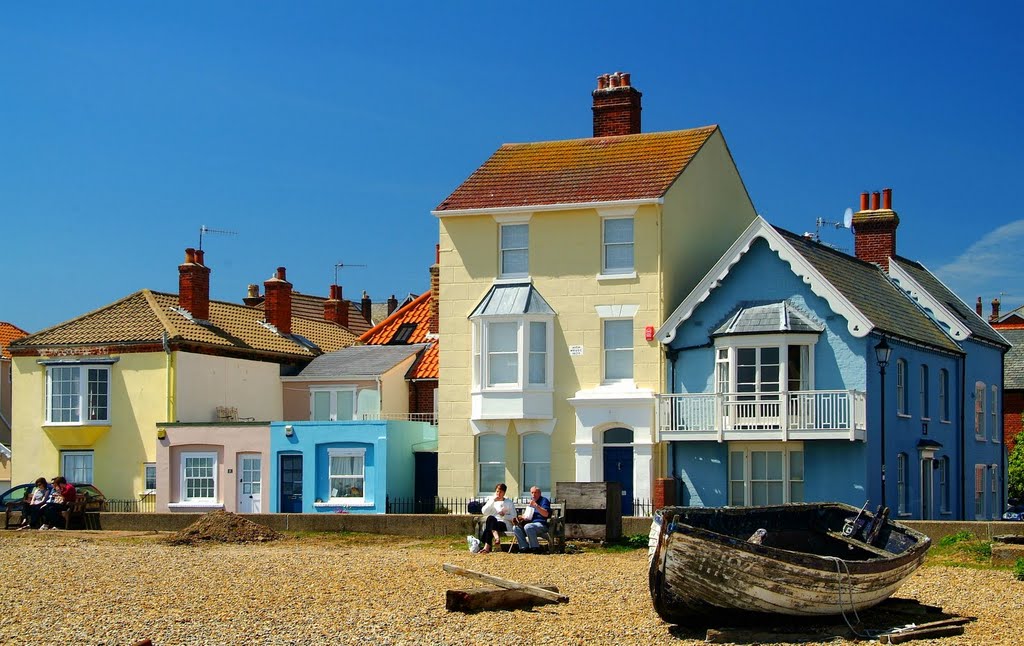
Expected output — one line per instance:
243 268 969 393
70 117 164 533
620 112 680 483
477 483 515 554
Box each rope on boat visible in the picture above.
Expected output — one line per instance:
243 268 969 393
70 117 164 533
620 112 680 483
826 556 875 639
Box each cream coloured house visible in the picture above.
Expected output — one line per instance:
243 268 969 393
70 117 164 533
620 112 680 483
432 73 757 510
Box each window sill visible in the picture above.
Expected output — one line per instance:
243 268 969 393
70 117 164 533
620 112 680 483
596 271 637 282
168 502 224 510
494 276 530 285
975 436 988 442
315 501 374 509
920 417 931 422
939 419 951 424
896 413 911 419
43 421 112 428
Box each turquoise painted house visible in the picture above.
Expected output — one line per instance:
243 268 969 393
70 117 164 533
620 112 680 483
655 191 1008 520
269 420 436 514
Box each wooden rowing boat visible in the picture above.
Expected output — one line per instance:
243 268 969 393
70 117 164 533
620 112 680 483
648 503 931 626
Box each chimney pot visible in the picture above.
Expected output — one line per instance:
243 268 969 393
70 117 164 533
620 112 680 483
178 247 210 319
860 192 869 211
185 248 196 263
361 291 372 323
387 294 399 315
592 70 642 137
882 188 892 210
597 75 607 90
609 73 621 88
871 192 881 210
851 189 899 271
247 284 259 298
976 297 983 316
275 267 286 281
992 298 1001 322
621 72 631 87
194 249 205 266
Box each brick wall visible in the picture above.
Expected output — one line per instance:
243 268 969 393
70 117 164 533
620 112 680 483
1005 390 1024 451
592 87 642 137
409 380 437 419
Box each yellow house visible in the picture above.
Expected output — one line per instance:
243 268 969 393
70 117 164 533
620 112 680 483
432 72 757 509
9 249 357 501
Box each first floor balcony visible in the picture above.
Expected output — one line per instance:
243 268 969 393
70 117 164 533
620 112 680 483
657 390 866 442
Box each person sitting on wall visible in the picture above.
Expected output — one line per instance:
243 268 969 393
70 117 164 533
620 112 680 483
512 486 552 554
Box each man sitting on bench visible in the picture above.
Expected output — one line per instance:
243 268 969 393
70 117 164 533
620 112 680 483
512 486 551 554
41 476 76 530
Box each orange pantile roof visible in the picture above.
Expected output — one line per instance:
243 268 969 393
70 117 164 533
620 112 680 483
0 322 29 359
435 126 718 212
10 290 358 360
359 291 437 379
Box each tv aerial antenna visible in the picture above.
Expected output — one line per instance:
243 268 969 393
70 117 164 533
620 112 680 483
334 261 367 285
198 225 239 250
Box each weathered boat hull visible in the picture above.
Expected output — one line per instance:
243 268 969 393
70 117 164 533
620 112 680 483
648 503 930 625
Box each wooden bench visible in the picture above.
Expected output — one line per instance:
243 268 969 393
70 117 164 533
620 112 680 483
476 502 565 553
5 497 89 530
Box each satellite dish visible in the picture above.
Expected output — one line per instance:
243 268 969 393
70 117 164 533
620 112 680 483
843 207 853 229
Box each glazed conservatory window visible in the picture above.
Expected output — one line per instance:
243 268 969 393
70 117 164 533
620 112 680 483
328 448 365 501
182 452 217 502
46 365 110 424
727 443 803 506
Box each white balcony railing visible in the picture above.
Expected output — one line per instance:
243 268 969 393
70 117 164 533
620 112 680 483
359 412 438 425
656 390 866 442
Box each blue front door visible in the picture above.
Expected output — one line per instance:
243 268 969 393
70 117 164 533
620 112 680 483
603 447 633 516
280 454 303 513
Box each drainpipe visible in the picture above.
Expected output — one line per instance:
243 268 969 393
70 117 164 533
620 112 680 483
376 376 383 420
959 352 967 520
163 332 176 422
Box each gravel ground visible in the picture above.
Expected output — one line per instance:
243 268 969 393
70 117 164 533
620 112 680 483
1 530 1022 645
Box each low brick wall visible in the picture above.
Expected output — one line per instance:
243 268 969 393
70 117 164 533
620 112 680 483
76 513 1024 543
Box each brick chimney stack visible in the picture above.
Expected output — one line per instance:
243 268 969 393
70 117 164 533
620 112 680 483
429 244 440 335
387 294 399 315
851 187 899 271
592 71 642 137
991 298 1001 322
264 267 293 334
976 297 984 317
360 291 372 323
324 284 349 328
178 247 211 320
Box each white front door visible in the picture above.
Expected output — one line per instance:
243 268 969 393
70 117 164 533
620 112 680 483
237 455 262 513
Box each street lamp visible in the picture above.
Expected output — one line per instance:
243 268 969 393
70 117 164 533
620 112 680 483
874 337 892 506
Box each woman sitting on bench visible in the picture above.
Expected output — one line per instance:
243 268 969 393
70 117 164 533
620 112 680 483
40 477 76 530
477 483 515 554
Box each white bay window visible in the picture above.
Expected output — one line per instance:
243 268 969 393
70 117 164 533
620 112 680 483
45 364 111 424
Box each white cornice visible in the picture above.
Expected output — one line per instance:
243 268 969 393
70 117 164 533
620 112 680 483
887 261 971 342
655 216 874 344
432 197 662 218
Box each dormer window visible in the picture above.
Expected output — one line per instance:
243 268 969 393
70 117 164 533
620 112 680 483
390 323 417 345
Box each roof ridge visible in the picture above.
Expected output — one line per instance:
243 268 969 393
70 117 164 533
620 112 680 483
142 289 182 340
12 290 152 346
358 290 430 343
497 125 719 148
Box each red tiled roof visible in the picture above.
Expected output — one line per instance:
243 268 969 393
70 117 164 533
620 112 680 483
252 292 372 336
359 291 437 379
0 322 29 359
435 126 718 212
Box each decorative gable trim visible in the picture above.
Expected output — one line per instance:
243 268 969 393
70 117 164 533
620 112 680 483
887 261 972 342
655 216 874 344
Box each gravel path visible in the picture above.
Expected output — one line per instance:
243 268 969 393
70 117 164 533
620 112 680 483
1 530 1022 645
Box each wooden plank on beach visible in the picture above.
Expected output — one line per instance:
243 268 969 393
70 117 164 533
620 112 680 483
445 585 561 612
442 563 569 603
882 625 965 643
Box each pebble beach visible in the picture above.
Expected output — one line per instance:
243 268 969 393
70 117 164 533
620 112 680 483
1 530 1022 645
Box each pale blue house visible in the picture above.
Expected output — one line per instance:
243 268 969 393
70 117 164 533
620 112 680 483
655 191 1007 520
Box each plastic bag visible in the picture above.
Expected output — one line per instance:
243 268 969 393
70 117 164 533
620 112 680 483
466 535 481 553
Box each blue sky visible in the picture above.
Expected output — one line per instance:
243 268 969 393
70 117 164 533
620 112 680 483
2 3 1021 333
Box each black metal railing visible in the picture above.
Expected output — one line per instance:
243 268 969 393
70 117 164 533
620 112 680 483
384 496 656 517
105 497 156 513
631 498 655 517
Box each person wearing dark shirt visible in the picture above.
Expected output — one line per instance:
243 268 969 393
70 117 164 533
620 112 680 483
41 476 77 530
512 486 551 554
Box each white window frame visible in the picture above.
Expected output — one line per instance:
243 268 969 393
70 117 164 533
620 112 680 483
61 450 94 484
991 385 999 443
602 318 634 384
477 434 506 496
327 448 366 504
181 452 218 503
897 452 908 516
919 364 929 420
499 222 529 279
974 464 986 519
472 317 553 392
727 442 804 506
601 216 634 276
310 387 356 421
975 382 986 440
938 369 949 422
45 364 111 425
520 433 551 496
143 462 157 494
896 359 908 416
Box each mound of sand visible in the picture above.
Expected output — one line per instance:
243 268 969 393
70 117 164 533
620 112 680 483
167 510 283 545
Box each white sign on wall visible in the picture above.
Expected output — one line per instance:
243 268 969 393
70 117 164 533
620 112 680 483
569 345 584 356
